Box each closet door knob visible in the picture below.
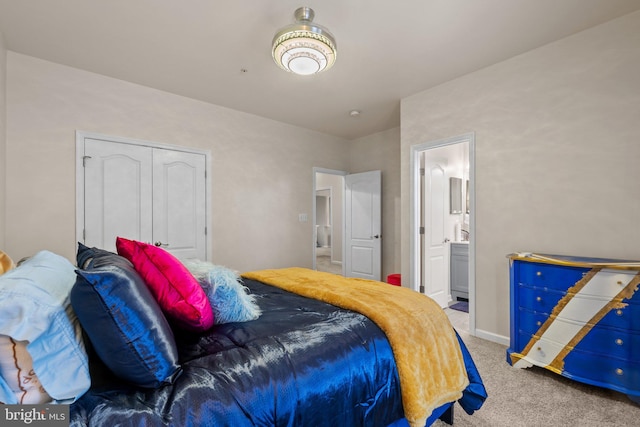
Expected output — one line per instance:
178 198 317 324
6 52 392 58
154 241 169 247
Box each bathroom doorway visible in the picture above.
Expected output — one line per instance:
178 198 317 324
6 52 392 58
410 133 475 335
315 188 341 275
313 168 345 275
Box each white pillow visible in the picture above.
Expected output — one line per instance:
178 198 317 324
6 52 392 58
0 250 90 404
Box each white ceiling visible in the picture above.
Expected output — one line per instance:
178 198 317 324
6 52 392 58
1 0 639 140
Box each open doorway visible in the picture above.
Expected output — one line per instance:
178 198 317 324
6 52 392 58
313 168 345 275
312 167 382 280
409 133 475 335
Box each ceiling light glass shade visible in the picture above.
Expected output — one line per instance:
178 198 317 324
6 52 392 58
272 7 337 75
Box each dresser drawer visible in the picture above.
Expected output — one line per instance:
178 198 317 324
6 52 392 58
514 261 587 292
517 308 549 335
599 302 640 332
514 310 640 360
517 285 565 314
576 324 640 361
571 269 640 299
564 349 640 393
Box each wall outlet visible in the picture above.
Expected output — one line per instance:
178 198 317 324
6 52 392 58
298 213 308 222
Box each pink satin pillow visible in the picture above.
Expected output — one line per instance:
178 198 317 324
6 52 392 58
116 237 214 332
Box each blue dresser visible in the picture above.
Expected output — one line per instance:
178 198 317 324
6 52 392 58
506 253 640 402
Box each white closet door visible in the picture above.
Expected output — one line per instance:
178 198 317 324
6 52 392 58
81 135 208 260
84 139 153 253
152 149 207 260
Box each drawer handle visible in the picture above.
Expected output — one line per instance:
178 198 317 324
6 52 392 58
536 271 542 277
617 280 624 286
536 296 542 302
616 309 624 316
615 338 624 346
616 368 624 376
536 321 542 326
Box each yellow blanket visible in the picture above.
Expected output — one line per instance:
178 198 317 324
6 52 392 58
241 268 468 427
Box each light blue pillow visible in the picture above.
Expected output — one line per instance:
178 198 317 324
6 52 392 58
185 260 261 324
0 250 91 403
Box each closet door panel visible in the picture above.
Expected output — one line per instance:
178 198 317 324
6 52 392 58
153 149 207 260
84 139 153 253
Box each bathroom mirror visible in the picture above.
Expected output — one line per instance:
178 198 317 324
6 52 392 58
466 179 470 214
450 177 462 214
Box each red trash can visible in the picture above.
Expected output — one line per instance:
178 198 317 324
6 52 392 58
386 274 401 286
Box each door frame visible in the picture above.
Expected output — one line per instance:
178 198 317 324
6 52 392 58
312 167 346 273
409 132 476 335
75 130 212 260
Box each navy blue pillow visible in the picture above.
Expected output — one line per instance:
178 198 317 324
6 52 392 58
71 244 181 388
76 242 132 270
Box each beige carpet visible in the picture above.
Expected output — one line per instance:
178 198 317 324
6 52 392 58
434 328 640 426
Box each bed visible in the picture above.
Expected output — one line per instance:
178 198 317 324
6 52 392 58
0 243 486 427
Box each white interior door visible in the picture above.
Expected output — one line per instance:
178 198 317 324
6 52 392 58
80 134 208 260
422 157 449 307
345 170 381 280
84 139 153 253
153 149 206 260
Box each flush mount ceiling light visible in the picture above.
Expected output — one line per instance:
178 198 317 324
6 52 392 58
272 7 337 76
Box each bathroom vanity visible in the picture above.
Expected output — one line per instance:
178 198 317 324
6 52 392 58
450 242 469 301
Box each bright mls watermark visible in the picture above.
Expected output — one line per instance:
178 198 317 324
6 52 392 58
2 405 69 426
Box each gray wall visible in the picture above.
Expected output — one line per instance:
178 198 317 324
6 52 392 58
350 127 401 281
0 51 404 281
4 53 351 271
401 11 640 341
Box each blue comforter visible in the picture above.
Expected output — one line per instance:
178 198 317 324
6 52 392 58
70 279 485 426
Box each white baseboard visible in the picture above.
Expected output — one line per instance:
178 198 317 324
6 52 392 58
473 328 510 346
